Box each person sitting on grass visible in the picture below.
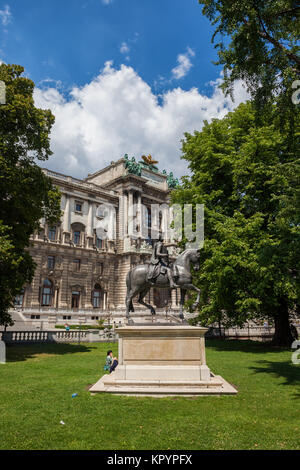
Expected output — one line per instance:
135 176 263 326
105 350 118 373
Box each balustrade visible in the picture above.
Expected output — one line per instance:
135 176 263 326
2 329 117 344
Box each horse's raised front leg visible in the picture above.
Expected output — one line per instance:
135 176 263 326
184 284 201 311
138 288 156 316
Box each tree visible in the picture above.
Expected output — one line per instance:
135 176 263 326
0 64 61 326
198 0 300 109
172 101 300 346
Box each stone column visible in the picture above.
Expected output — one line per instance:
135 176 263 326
63 194 71 242
137 192 142 238
124 192 128 237
116 255 131 308
57 224 62 243
59 258 69 309
87 201 93 237
118 192 125 240
151 204 159 240
168 205 173 243
54 285 59 309
44 222 48 240
103 291 107 311
86 201 94 248
128 190 134 238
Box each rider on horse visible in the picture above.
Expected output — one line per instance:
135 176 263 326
147 234 178 289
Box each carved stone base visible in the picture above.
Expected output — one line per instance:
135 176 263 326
89 326 237 397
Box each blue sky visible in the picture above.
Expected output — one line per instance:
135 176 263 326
1 0 221 92
0 1 248 178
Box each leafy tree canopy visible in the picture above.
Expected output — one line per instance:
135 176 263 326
198 0 300 109
172 101 300 346
0 64 61 326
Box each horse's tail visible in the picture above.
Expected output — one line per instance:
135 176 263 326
126 269 134 312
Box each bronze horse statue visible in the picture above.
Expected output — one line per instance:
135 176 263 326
126 249 201 320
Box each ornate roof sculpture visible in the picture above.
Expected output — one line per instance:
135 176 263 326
166 172 180 189
124 154 142 176
123 154 180 188
141 154 159 171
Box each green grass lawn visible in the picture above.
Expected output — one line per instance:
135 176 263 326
0 339 299 450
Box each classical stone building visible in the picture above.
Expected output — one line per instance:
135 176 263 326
13 155 181 327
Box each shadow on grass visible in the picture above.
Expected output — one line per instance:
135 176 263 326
206 339 300 396
206 338 290 354
5 342 97 363
250 360 300 388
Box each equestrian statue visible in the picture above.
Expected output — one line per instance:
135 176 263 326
126 236 201 321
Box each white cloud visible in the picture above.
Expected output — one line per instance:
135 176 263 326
102 0 113 4
0 4 11 25
171 47 195 80
34 61 249 180
120 42 130 55
120 41 130 60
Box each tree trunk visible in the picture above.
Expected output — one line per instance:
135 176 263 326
218 320 223 339
272 300 294 347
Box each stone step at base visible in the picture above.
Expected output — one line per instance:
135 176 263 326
89 375 237 397
102 379 224 388
96 389 231 397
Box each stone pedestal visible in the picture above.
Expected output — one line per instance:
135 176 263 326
89 326 237 397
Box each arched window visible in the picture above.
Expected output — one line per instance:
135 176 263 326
14 288 25 307
41 279 53 307
92 284 103 309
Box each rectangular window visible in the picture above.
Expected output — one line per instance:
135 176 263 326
48 256 55 270
146 208 153 241
75 202 82 212
31 315 40 320
72 292 80 309
74 231 81 245
92 291 102 308
63 316 72 320
96 238 103 249
49 227 56 241
147 208 152 228
42 288 52 306
41 280 53 307
73 259 81 272
14 289 25 307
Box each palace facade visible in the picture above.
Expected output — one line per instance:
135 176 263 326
12 155 181 327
